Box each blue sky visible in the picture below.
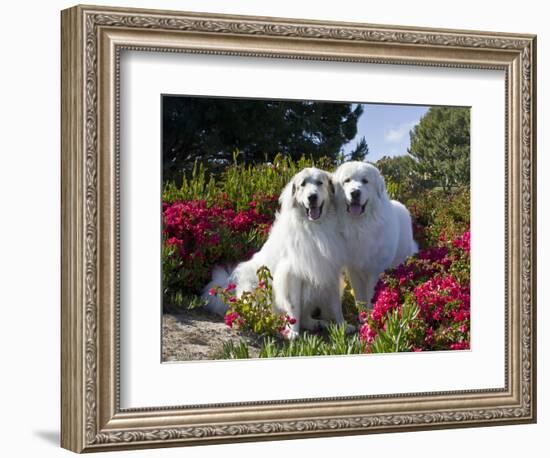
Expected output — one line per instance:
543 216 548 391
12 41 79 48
343 104 430 162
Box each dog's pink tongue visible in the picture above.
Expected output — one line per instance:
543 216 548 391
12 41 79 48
308 207 321 220
349 204 363 216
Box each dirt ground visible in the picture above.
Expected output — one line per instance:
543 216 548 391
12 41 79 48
161 308 262 361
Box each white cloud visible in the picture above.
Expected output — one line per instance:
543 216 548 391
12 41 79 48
384 121 416 143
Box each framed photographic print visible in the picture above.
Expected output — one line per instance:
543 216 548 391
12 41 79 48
61 4 537 453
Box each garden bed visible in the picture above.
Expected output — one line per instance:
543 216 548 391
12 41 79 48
161 155 471 359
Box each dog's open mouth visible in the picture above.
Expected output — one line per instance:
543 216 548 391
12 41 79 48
346 201 367 216
306 202 324 221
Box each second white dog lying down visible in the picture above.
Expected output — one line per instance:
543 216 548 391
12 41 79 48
333 161 418 307
203 167 348 339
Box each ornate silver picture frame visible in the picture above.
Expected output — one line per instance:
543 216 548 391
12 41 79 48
61 4 536 453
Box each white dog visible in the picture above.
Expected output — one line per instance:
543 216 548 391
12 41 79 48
333 161 418 307
203 167 349 339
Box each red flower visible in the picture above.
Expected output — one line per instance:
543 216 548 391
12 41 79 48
359 322 377 344
371 285 399 325
363 228 470 353
224 311 242 328
449 341 470 350
452 230 471 254
225 283 237 292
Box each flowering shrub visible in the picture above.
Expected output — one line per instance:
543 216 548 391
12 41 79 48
358 229 470 353
162 196 277 308
406 187 470 249
210 266 297 337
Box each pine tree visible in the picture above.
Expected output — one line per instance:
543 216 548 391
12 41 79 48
407 107 470 192
349 136 369 161
162 96 364 183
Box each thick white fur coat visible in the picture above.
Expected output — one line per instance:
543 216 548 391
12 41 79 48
202 168 347 338
333 161 418 306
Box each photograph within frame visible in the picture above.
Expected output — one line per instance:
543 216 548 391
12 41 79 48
160 94 472 362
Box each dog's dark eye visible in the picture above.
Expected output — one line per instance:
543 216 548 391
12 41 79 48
344 178 351 183
362 178 369 184
300 181 306 187
315 180 323 186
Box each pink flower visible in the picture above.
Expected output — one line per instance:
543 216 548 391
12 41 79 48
359 322 377 344
224 312 241 328
225 283 237 292
452 230 471 253
413 274 469 326
371 285 400 325
166 237 180 246
449 341 470 350
258 280 266 289
424 327 434 345
208 288 217 296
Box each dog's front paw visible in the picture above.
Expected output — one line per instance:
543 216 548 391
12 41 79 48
344 323 356 334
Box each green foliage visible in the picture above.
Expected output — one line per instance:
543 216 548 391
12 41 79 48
369 300 420 354
408 107 470 192
372 153 471 250
341 276 360 323
163 96 363 182
259 334 326 358
406 187 470 249
162 243 188 309
220 323 366 359
219 340 251 360
376 155 423 201
348 136 370 161
214 266 293 337
163 152 333 211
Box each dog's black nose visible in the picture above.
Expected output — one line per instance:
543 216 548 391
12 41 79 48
307 193 318 204
350 189 361 200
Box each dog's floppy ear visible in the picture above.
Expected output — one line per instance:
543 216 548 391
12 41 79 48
330 169 345 199
279 176 297 212
376 172 387 199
